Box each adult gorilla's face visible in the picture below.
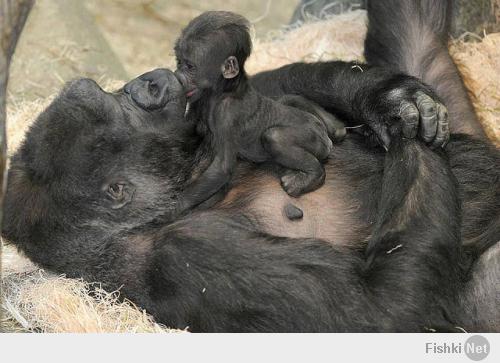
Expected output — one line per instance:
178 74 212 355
3 69 196 270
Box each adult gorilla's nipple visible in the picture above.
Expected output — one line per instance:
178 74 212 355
284 203 303 221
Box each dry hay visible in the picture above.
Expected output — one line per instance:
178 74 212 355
450 33 500 145
2 12 499 333
2 254 177 333
246 10 366 73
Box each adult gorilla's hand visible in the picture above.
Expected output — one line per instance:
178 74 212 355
250 61 449 150
355 74 449 150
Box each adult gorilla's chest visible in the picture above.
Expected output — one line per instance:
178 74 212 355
215 159 373 246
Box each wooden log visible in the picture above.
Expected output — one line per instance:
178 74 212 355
0 0 34 330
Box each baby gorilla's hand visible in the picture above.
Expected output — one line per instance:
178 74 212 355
356 75 449 150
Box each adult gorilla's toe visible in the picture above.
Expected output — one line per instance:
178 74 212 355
415 91 438 143
431 103 450 149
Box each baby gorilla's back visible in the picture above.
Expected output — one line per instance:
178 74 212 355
234 89 342 197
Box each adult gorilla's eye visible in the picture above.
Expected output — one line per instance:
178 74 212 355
108 183 124 199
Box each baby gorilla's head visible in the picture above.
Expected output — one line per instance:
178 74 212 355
174 11 252 102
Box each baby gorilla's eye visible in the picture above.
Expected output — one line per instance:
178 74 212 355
108 183 124 199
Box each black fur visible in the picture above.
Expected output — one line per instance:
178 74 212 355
2 0 499 332
172 11 344 209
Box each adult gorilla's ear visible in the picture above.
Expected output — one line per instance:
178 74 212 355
103 181 136 209
221 56 239 79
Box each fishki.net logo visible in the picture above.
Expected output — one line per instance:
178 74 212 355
425 335 490 361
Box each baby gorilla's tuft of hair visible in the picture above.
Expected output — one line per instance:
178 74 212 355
175 11 252 69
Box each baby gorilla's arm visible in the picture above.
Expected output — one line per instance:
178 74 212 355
177 115 237 213
178 152 237 213
279 95 346 143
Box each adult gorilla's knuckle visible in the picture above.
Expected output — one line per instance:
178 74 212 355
400 105 419 123
437 103 449 119
419 101 436 115
263 128 284 144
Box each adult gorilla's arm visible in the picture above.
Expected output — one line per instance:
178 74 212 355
116 138 461 332
250 62 449 149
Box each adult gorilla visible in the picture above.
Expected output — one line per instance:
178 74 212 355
3 0 499 332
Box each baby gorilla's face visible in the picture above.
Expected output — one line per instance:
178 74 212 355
174 47 225 104
173 11 252 104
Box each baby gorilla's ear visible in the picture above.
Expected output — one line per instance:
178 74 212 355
221 56 239 79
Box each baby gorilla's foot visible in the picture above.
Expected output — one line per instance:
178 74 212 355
280 169 326 197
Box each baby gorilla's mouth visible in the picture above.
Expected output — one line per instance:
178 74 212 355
186 89 197 98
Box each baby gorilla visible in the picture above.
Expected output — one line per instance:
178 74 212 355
174 11 345 216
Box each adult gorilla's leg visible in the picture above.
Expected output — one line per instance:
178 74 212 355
365 0 500 331
458 243 500 332
364 0 486 139
448 136 500 331
118 136 461 332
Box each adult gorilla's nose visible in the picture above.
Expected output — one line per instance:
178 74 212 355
124 68 180 111
123 82 131 94
173 69 187 88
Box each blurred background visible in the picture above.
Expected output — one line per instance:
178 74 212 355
7 0 498 103
7 0 302 102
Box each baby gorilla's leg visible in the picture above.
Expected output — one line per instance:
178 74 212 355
279 95 347 142
262 126 327 197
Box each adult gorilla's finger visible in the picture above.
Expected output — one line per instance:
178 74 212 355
416 92 438 143
400 102 419 139
431 103 449 149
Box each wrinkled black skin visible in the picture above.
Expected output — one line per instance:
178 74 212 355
173 11 345 209
2 0 499 332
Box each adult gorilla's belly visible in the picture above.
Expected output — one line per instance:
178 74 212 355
215 141 380 246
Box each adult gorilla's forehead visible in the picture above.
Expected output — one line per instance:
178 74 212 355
29 84 187 175
20 83 124 178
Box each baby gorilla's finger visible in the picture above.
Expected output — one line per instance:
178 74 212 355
415 91 438 143
399 102 419 139
431 103 450 149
